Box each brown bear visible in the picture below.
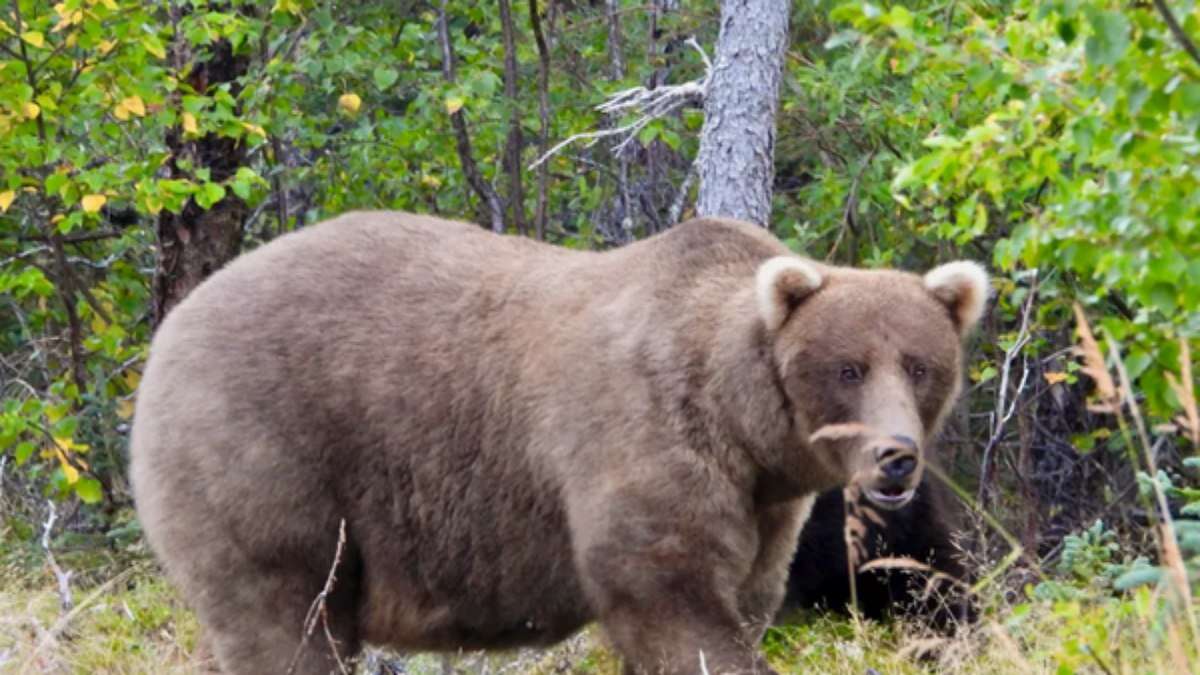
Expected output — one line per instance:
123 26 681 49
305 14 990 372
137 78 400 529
129 212 988 675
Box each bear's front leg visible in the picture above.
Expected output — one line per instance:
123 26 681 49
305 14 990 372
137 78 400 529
570 475 776 675
736 496 816 643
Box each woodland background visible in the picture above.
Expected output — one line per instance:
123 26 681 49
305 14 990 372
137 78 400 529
1 0 1200 672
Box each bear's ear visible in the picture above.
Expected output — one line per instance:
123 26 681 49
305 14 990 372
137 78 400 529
924 260 990 334
756 256 823 331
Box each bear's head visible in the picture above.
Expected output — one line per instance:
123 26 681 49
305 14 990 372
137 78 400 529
747 256 988 509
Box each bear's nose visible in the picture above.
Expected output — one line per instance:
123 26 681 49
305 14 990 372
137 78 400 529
881 454 917 480
875 436 918 480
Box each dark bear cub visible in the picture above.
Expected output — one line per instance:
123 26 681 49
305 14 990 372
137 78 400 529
783 475 974 629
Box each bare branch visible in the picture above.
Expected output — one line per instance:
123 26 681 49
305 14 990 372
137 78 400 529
977 273 1037 503
438 0 505 233
41 501 73 611
528 39 711 171
605 0 624 80
668 159 697 224
1152 0 1200 70
287 519 350 675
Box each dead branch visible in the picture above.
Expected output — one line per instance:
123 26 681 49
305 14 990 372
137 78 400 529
528 38 712 170
668 159 697 224
808 422 873 444
977 274 1037 503
40 500 73 612
437 0 505 233
826 149 877 263
605 0 624 80
287 519 350 675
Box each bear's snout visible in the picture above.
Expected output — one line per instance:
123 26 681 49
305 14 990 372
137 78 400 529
863 435 922 511
880 454 916 481
875 435 918 481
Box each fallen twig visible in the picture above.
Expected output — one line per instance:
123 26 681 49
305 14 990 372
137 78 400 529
40 500 73 612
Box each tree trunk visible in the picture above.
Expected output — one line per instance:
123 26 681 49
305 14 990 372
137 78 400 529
153 18 249 326
694 0 790 227
498 0 528 236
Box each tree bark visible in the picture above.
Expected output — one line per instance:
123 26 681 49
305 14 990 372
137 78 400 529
153 13 249 326
529 0 553 240
694 0 790 227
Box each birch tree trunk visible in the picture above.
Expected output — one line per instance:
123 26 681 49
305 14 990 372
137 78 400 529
695 0 791 227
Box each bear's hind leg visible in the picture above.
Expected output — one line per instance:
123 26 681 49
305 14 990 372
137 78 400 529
190 559 362 675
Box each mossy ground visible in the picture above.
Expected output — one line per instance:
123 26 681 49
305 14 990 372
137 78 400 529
1 539 1197 674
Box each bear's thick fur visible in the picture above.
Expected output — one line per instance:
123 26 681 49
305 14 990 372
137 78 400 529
130 212 987 675
784 477 973 628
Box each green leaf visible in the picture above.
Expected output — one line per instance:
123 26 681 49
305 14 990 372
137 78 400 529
75 476 103 504
1113 566 1162 591
14 441 35 465
373 66 399 91
195 182 227 209
1085 10 1129 67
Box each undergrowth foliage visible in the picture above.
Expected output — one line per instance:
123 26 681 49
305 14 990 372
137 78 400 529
1 0 1199 673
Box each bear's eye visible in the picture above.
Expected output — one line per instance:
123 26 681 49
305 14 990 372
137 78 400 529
839 363 865 383
908 362 928 381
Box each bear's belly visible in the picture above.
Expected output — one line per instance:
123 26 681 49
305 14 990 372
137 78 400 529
360 570 592 651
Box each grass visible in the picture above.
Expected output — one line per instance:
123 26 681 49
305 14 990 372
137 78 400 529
2 550 1198 675
0 561 200 674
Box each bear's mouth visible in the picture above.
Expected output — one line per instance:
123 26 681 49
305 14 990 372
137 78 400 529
864 485 916 510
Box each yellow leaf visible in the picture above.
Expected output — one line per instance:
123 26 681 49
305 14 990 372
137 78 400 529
22 101 40 119
113 102 129 121
98 39 116 55
141 36 165 59
272 0 303 15
0 190 14 213
116 398 135 420
338 93 361 115
123 369 141 391
182 111 198 134
21 31 45 48
53 4 83 31
56 447 80 484
123 95 146 117
240 121 266 137
81 194 107 213
56 436 90 454
420 174 442 189
90 313 107 334
96 0 119 9
445 96 464 115
1044 371 1069 385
